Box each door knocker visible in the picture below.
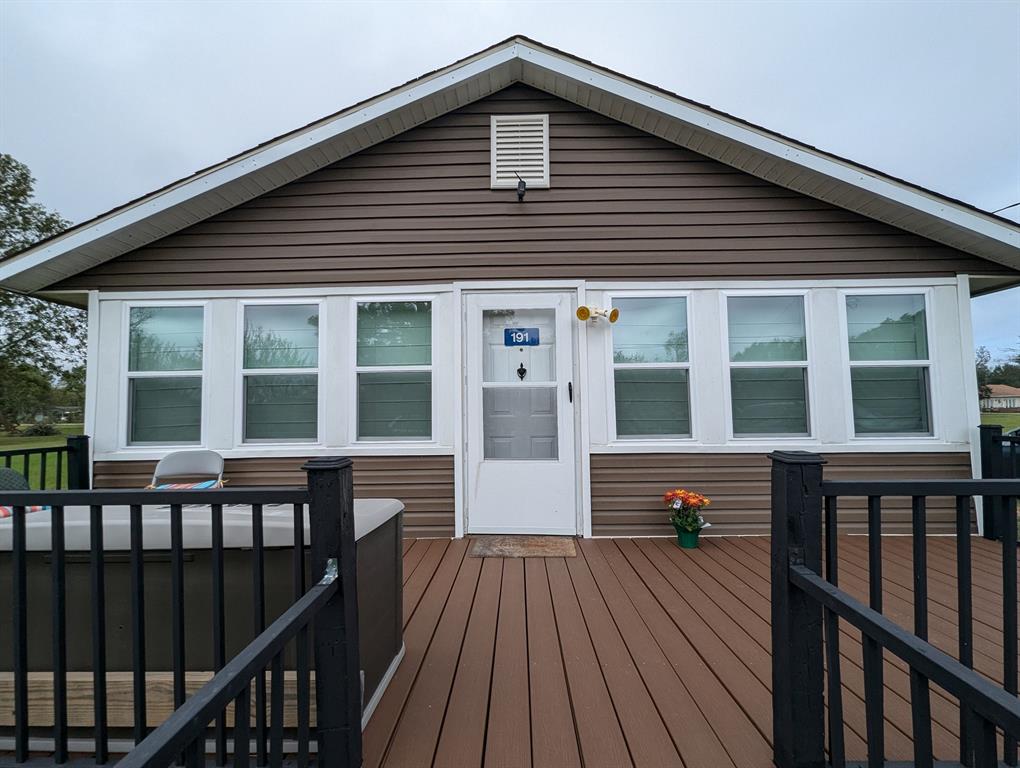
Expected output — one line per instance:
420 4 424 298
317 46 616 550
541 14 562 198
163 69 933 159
517 363 527 381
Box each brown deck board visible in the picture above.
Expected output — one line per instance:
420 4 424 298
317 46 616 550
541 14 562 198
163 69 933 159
401 539 450 626
546 556 634 768
565 550 684 768
577 540 738 768
524 558 583 768
484 559 532 768
594 539 775 767
433 557 502 768
363 538 466 768
383 552 482 768
362 535 1015 767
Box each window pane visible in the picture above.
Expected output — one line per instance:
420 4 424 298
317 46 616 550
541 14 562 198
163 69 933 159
612 298 688 363
847 294 928 361
483 308 556 383
244 374 318 441
730 367 808 435
615 368 690 438
727 296 806 362
483 387 558 459
129 377 201 444
244 305 319 369
357 302 432 366
851 367 931 434
128 307 203 371
358 371 431 439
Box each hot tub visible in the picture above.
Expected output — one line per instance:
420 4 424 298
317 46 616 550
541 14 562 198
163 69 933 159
0 498 404 731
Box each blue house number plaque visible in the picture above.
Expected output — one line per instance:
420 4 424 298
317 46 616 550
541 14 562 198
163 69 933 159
504 327 540 347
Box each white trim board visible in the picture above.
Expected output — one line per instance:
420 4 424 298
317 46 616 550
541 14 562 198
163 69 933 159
2 37 1018 294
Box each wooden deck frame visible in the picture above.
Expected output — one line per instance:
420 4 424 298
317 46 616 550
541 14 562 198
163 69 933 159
367 535 1014 768
2 535 1012 766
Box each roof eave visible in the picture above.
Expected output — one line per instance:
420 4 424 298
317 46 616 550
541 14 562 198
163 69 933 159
2 35 1018 294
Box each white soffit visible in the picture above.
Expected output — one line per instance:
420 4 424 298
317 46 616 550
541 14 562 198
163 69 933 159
1 36 1018 294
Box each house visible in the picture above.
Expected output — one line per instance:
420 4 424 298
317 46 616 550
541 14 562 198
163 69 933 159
2 36 1019 539
981 383 1020 410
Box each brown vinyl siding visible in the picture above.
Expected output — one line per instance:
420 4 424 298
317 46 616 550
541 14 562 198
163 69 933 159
590 452 974 537
53 85 1006 291
92 456 455 537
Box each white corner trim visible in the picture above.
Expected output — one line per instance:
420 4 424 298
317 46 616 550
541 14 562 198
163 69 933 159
362 643 405 730
958 275 985 535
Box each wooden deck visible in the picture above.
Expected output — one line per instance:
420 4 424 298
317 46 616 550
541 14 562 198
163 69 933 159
367 535 1015 768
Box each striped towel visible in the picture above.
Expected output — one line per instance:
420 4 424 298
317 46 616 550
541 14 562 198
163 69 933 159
150 480 223 490
0 506 49 519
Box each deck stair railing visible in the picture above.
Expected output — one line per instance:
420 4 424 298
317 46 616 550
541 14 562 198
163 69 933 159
980 424 1020 540
0 434 90 490
1 456 361 768
770 451 1020 768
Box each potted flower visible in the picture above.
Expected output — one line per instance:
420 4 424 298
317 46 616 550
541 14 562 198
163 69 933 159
664 488 712 549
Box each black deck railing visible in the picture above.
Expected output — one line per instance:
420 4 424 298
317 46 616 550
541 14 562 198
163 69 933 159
0 434 90 490
770 451 1020 768
980 424 1020 540
0 456 361 768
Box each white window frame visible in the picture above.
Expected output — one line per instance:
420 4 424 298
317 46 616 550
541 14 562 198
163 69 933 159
235 298 325 446
349 294 438 445
720 289 815 440
490 114 550 189
119 300 210 449
838 287 938 440
605 290 696 442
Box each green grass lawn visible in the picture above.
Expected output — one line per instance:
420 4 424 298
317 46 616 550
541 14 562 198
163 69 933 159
981 412 1020 432
0 423 84 490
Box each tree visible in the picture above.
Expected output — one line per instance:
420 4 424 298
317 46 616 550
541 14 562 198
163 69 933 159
0 154 86 402
0 364 52 433
976 345 993 399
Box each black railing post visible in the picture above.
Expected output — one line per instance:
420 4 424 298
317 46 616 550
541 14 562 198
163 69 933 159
66 434 91 490
770 450 826 768
303 457 361 768
979 424 1003 539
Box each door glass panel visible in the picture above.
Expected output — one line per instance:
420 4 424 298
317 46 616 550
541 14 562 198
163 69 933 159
483 388 558 460
481 307 558 460
483 309 556 383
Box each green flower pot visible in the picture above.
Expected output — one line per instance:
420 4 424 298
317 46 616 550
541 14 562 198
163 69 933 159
675 527 700 549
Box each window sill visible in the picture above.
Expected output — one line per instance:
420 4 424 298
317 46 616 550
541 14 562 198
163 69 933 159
593 440 970 454
96 443 455 462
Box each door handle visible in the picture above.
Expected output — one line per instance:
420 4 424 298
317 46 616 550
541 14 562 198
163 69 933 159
568 382 573 403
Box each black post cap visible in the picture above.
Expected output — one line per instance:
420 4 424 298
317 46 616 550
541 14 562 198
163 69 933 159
300 456 353 472
768 450 827 465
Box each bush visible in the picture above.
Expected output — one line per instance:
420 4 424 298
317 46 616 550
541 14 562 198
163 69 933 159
19 422 59 437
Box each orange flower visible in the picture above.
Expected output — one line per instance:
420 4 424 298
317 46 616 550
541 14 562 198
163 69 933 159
663 488 711 509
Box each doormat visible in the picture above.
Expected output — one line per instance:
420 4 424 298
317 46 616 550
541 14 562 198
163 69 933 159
468 535 577 558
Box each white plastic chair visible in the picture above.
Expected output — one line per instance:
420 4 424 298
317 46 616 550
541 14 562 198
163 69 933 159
149 450 225 488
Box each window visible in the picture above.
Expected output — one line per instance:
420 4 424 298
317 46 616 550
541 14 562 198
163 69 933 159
726 296 809 436
242 304 319 442
356 301 432 440
845 293 931 435
491 114 550 189
126 305 204 445
612 297 691 438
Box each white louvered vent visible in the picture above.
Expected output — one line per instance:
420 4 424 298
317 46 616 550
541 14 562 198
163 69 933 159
490 114 550 189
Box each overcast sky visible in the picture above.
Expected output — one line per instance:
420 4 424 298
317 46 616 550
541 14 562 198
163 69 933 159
2 0 1017 360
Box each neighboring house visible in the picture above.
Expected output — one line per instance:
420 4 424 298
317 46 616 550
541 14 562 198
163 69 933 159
2 37 1019 538
981 384 1020 410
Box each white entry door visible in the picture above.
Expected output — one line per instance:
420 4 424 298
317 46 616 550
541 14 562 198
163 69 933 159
464 292 577 534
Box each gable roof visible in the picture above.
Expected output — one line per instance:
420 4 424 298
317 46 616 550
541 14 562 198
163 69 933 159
986 384 1020 398
3 35 1019 296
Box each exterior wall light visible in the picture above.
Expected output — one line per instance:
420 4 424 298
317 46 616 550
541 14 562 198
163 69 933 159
576 306 619 323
